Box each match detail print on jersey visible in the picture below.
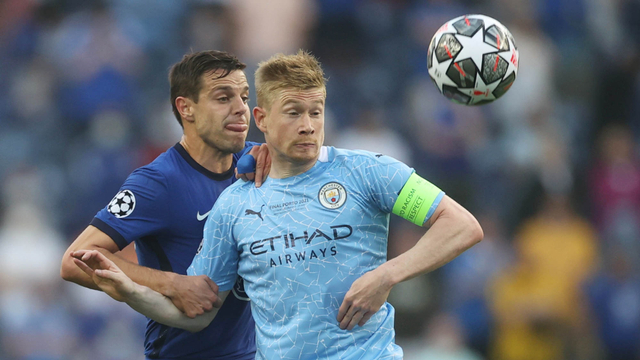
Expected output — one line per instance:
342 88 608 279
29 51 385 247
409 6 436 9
392 173 442 226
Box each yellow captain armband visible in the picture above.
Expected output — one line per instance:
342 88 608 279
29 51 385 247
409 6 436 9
392 173 443 226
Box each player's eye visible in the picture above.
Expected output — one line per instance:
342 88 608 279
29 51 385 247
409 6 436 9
218 96 229 102
242 96 249 103
288 111 299 116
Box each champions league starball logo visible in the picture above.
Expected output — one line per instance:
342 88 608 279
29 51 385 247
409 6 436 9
318 182 347 209
107 190 136 218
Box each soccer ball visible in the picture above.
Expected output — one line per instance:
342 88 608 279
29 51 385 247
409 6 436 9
427 14 519 105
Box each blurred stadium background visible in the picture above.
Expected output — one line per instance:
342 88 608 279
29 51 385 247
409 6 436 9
0 0 639 359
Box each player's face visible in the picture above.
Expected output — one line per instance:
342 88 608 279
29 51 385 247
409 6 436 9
258 87 325 165
192 70 250 154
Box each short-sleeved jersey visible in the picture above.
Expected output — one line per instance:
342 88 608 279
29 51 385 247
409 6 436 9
93 142 258 360
189 147 444 360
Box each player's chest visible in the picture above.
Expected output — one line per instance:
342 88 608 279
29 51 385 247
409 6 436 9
169 181 231 236
235 181 361 256
242 179 358 226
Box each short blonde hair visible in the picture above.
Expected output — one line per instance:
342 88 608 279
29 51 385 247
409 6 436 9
255 50 327 109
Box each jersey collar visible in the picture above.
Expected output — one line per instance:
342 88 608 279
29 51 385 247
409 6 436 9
174 143 235 181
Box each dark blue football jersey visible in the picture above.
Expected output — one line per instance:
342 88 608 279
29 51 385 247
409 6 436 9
92 142 258 360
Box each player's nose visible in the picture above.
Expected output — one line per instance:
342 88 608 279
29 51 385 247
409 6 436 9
232 96 248 116
298 113 314 135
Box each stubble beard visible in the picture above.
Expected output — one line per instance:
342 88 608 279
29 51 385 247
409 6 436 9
208 137 244 155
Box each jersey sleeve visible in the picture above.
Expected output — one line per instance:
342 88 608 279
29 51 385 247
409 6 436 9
356 152 444 225
187 196 239 292
91 167 169 250
354 152 415 213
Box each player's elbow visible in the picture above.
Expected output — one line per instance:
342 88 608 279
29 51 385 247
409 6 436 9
462 212 484 249
60 251 78 282
60 246 90 283
448 207 483 254
181 306 221 333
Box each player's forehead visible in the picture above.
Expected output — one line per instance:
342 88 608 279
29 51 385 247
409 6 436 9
201 69 249 94
276 87 325 107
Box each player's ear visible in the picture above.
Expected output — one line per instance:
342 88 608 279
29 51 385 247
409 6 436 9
176 96 195 124
253 107 268 133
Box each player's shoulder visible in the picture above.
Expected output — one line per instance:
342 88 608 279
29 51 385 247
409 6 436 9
127 147 178 183
206 180 252 221
216 177 253 201
325 146 402 167
226 177 255 195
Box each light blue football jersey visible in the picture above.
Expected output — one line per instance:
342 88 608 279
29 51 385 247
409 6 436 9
188 146 444 360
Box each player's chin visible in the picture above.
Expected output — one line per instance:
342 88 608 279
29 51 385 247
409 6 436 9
209 137 245 154
228 140 246 154
288 146 319 162
226 132 249 151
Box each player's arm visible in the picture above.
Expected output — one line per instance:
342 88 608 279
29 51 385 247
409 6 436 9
72 250 227 333
61 225 129 290
338 173 483 330
61 226 221 317
384 174 483 283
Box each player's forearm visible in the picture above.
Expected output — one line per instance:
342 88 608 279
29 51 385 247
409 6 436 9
95 249 177 297
61 252 102 290
63 246 180 298
380 205 483 286
62 251 161 291
61 227 132 290
125 283 216 333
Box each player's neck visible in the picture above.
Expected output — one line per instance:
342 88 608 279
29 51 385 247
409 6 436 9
180 136 233 174
269 155 317 179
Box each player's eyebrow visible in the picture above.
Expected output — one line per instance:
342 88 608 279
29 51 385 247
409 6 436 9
282 98 324 106
208 85 249 94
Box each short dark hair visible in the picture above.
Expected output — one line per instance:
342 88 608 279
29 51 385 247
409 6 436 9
169 51 246 127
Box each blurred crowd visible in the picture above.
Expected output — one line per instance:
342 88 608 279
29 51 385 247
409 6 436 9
0 0 639 359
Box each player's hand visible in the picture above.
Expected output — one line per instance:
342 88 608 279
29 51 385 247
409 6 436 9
165 274 223 318
71 250 136 302
235 144 270 188
337 269 393 330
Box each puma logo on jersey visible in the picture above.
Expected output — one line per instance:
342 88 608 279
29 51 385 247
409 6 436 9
196 210 211 221
245 205 265 221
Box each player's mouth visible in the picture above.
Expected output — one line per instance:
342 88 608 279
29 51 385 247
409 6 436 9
294 142 316 149
225 122 248 132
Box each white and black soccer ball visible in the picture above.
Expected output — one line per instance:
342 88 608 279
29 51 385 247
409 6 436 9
107 189 136 218
427 14 519 105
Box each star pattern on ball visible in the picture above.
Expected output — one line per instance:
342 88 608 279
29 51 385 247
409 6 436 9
428 56 457 93
498 36 519 79
427 14 519 105
477 15 502 31
459 74 501 104
454 29 500 72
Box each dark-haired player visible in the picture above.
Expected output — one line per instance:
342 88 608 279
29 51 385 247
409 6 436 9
60 50 266 360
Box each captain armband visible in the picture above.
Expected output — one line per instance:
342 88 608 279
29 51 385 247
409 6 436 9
391 173 444 226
